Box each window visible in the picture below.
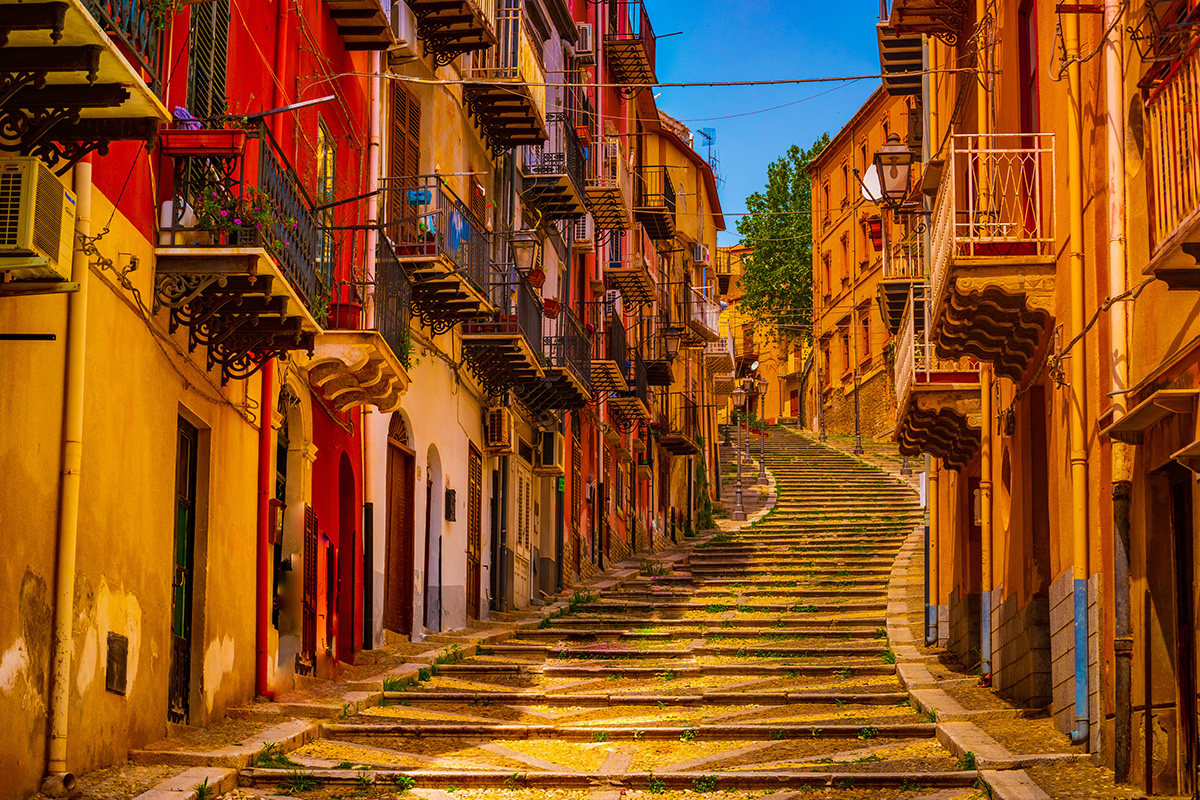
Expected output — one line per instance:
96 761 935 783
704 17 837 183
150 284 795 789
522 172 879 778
822 253 832 297
389 82 421 237
840 163 849 205
316 121 337 292
860 307 872 363
840 324 851 375
187 1 230 118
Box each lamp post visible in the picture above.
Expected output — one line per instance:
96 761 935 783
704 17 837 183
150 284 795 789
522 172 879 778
757 377 769 484
731 384 747 521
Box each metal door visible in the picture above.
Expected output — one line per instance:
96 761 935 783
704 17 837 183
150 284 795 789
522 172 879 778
467 445 483 619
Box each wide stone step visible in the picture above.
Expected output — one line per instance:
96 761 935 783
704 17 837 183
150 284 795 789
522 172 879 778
321 721 935 740
380 690 910 706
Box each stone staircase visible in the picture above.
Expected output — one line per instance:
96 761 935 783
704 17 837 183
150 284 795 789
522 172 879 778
236 427 978 797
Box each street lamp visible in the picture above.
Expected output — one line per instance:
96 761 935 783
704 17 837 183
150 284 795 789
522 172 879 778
664 326 682 362
510 228 544 289
731 384 747 521
757 377 769 485
873 133 915 209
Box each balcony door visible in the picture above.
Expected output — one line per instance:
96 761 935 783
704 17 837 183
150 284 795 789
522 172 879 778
513 460 533 609
169 418 198 724
467 445 483 620
384 415 416 636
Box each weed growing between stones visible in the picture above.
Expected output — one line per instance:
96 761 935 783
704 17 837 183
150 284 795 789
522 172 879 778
252 743 299 769
194 778 213 800
679 727 697 742
880 648 897 664
692 774 719 792
277 768 322 795
647 773 666 794
957 750 978 770
858 725 879 740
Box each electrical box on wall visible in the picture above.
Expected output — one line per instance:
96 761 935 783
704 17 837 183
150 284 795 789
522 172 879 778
445 488 456 521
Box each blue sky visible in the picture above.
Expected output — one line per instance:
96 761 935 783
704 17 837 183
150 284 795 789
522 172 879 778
643 0 884 245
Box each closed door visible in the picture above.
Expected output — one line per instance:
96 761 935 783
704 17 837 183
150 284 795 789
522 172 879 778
422 478 433 628
169 418 198 723
466 446 482 619
383 443 415 636
513 463 532 609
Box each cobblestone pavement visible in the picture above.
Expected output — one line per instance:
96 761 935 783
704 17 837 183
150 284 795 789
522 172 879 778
61 429 1152 800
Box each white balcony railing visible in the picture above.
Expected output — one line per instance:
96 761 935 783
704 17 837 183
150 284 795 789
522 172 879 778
885 223 925 279
929 134 1056 323
895 284 981 409
463 2 546 122
590 136 631 197
1148 45 1200 252
688 286 720 339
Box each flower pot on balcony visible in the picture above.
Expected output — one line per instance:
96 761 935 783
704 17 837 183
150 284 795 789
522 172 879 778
543 298 560 318
525 267 546 290
330 300 362 330
160 127 248 158
575 126 592 146
399 233 437 258
866 216 883 251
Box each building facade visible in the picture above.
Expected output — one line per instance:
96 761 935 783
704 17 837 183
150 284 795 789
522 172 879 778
0 0 726 795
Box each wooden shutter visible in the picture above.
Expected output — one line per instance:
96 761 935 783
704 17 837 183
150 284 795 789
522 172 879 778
389 82 422 237
187 0 230 119
384 444 415 635
302 507 319 660
466 446 482 619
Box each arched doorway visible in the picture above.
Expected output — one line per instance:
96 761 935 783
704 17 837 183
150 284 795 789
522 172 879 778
336 451 357 663
384 413 416 636
424 445 443 632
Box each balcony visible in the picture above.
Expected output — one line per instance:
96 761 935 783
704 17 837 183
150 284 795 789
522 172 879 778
893 286 981 470
610 349 650 431
319 0 394 50
460 271 545 396
712 371 735 399
586 137 633 230
681 284 720 345
382 175 493 333
155 123 323 384
704 333 734 376
656 395 700 456
641 315 674 386
1146 45 1200 288
514 306 593 415
406 0 496 66
521 113 586 221
876 22 922 97
604 228 657 306
879 224 925 334
604 0 656 88
588 298 629 393
462 3 547 150
634 165 676 241
886 0 968 45
928 134 1056 382
300 238 412 413
0 0 169 174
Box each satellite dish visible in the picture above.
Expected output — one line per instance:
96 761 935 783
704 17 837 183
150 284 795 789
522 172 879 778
750 360 760 371
860 164 881 203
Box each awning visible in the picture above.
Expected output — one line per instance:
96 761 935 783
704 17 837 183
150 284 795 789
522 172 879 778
1099 388 1198 445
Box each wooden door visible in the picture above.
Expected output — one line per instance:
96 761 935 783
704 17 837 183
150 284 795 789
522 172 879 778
513 462 532 608
422 478 433 628
383 442 415 635
466 445 483 619
1171 470 1197 794
299 507 318 675
169 418 198 723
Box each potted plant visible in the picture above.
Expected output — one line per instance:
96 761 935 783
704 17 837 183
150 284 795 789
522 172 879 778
866 216 883 251
525 266 546 290
160 127 248 158
192 185 296 252
543 297 560 318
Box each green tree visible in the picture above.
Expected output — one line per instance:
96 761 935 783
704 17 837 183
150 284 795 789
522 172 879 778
735 134 830 342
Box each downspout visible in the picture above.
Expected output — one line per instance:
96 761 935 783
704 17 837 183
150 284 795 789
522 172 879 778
1105 0 1132 777
979 364 993 684
362 50 382 650
927 456 940 646
256 362 274 698
41 157 92 799
1064 8 1091 748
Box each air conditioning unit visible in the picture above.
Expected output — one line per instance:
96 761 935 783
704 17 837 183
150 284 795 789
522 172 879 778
575 23 595 65
484 407 515 454
0 157 77 282
388 0 418 62
535 431 565 477
692 243 710 265
573 215 594 252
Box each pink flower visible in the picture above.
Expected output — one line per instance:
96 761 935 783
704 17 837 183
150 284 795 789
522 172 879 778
233 218 242 225
220 210 229 217
256 223 263 230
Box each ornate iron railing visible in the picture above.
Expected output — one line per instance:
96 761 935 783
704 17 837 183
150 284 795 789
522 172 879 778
589 136 630 195
544 305 592 392
928 134 1055 327
635 165 676 216
463 0 546 119
84 0 163 93
375 237 413 366
1147 43 1200 251
607 0 656 75
625 349 648 407
524 112 586 198
161 121 324 313
464 270 544 355
381 174 491 295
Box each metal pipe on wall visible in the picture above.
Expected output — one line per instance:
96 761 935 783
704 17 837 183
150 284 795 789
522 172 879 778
979 365 993 684
1064 7 1092 748
927 457 940 646
255 361 275 698
41 157 92 798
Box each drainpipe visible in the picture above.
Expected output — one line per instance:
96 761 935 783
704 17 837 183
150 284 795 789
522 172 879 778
1104 0 1132 776
979 365 993 684
41 157 92 799
1064 8 1091 748
362 51 382 648
927 456 940 646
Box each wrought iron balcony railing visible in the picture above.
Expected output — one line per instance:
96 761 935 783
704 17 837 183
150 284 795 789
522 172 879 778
634 165 676 239
84 0 163 93
465 269 544 353
928 134 1056 324
596 304 628 368
544 305 592 393
624 348 648 408
522 112 586 204
461 0 547 146
373 237 414 365
161 121 324 312
605 0 656 85
381 174 491 294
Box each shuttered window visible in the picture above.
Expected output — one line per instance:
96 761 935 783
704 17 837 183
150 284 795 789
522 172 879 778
389 83 421 240
187 0 229 119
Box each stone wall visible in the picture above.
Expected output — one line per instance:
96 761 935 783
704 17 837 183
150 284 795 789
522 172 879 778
992 583 1052 707
948 586 981 668
821 368 895 440
1050 569 1101 751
